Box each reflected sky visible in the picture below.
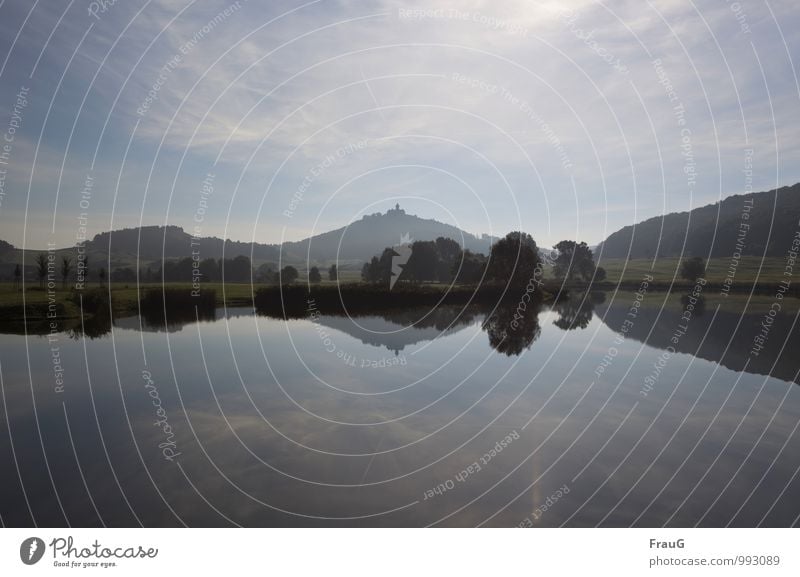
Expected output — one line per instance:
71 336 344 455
1 293 799 527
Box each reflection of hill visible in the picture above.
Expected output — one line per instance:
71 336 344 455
112 307 253 333
596 298 800 384
315 306 481 353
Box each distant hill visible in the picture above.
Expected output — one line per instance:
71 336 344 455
88 225 281 263
0 206 497 276
597 183 800 259
89 206 495 265
280 204 495 263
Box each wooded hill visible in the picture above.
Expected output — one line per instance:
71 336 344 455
597 183 800 259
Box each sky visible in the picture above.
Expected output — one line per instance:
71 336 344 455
0 0 797 250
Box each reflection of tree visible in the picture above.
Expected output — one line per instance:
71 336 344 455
680 292 706 317
482 303 541 356
552 292 604 331
139 288 217 330
67 312 112 340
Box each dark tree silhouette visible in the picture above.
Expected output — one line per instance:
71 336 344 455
224 255 252 282
404 241 439 282
280 265 299 284
199 258 219 282
255 263 275 283
487 231 541 287
553 240 596 282
328 264 338 281
594 266 607 283
60 256 73 288
361 248 394 284
35 253 48 289
362 237 484 286
680 257 706 282
308 266 321 283
452 249 488 284
434 237 461 282
13 263 21 289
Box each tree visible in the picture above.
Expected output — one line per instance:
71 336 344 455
594 266 607 283
308 266 321 283
60 256 73 288
222 255 252 282
199 258 219 282
82 256 90 286
280 265 298 284
13 263 21 289
361 261 372 283
452 249 488 284
361 249 394 284
553 240 596 282
680 257 706 282
434 237 461 282
35 252 48 289
255 263 275 283
98 267 106 286
404 241 439 282
328 264 338 281
486 232 541 287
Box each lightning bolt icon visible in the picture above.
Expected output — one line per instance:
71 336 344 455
390 233 413 290
28 540 38 561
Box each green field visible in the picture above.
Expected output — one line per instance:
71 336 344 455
0 255 792 323
0 282 257 320
594 257 790 285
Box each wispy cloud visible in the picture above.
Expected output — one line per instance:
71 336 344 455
0 0 797 247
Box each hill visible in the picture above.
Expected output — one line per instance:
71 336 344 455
0 205 497 278
597 183 800 259
279 204 495 263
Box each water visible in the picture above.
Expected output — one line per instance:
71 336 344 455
1 291 799 527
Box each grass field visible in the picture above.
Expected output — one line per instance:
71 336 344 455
0 282 257 320
0 255 792 322
594 256 790 284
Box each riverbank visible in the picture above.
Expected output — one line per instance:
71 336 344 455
0 275 795 327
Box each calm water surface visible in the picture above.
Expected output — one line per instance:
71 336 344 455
1 292 799 527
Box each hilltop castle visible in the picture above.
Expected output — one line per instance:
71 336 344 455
387 203 406 215
361 203 407 220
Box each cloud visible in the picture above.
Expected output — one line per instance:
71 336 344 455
1 0 798 246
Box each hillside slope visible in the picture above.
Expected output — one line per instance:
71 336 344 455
597 183 800 259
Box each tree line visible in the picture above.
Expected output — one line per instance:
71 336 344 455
360 233 608 287
19 239 710 290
